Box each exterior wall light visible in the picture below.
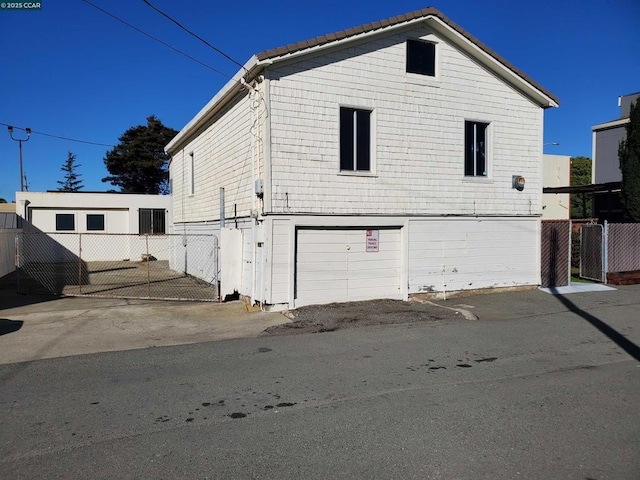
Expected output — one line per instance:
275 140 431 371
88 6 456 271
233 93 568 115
512 175 525 191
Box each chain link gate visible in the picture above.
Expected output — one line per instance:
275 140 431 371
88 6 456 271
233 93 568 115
580 224 604 282
541 220 571 288
16 232 219 301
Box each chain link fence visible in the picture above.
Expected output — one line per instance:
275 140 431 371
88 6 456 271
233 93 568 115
607 223 640 273
580 224 604 282
16 232 219 301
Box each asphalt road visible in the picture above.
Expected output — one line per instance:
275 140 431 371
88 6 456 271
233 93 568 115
1 288 639 479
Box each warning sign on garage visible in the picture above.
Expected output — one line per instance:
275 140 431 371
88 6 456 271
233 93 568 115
366 229 379 252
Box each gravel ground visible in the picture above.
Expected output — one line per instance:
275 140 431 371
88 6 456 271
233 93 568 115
263 298 464 336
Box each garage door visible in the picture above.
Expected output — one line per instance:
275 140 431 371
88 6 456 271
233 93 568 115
295 228 402 307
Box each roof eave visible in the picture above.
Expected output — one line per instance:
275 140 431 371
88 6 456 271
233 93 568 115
426 16 558 109
256 10 558 109
165 55 261 155
592 117 630 132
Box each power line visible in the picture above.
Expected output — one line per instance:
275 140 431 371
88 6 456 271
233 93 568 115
142 0 247 72
0 122 116 147
81 0 233 79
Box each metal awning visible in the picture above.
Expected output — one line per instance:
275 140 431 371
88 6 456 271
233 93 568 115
543 181 621 194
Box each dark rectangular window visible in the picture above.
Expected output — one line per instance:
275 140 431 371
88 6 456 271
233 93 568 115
340 107 371 172
139 209 166 234
406 39 435 76
56 213 75 231
86 214 105 231
464 121 489 177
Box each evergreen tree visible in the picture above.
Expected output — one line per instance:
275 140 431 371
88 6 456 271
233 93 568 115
102 115 178 194
619 101 640 222
570 156 592 218
57 151 84 192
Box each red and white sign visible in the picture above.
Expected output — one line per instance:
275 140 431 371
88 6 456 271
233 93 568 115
366 229 379 252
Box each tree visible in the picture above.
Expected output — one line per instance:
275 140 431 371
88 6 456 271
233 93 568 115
57 151 84 192
0 198 7 203
619 101 640 222
570 156 592 218
102 115 178 194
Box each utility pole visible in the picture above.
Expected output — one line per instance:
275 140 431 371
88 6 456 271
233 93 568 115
7 125 32 192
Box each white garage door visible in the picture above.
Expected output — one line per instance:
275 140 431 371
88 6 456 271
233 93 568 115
295 228 402 307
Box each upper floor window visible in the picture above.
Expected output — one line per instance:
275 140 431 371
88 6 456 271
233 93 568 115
465 121 489 177
340 107 371 172
56 213 75 231
406 39 435 76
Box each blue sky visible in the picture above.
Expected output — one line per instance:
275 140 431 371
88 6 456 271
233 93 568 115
1 0 638 202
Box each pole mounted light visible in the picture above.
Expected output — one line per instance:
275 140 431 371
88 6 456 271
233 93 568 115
7 125 31 192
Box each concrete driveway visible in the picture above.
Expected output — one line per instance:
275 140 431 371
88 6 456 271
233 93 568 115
2 269 635 367
0 284 288 364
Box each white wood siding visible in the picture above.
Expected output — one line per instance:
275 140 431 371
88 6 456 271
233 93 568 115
170 88 258 224
242 225 254 299
267 25 543 216
408 217 540 293
268 218 291 305
296 227 402 307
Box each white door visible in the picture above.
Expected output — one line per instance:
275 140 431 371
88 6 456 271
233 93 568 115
295 228 401 307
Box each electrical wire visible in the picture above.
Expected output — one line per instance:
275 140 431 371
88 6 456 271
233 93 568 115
0 122 116 147
82 0 233 79
141 0 247 72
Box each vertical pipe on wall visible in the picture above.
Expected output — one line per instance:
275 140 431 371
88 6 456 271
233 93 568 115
260 222 266 310
248 81 258 304
220 187 225 228
263 75 272 214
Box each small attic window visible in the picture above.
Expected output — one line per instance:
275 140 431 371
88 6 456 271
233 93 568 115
406 39 435 76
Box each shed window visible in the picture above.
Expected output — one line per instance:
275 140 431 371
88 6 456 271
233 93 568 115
86 214 105 231
56 214 75 231
139 209 166 234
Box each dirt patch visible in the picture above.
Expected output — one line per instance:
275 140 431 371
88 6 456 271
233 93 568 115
263 299 462 336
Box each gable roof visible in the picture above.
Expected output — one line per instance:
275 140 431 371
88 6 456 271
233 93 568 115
256 6 558 105
166 7 558 153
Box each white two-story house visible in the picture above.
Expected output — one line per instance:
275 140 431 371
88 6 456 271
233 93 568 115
166 7 559 309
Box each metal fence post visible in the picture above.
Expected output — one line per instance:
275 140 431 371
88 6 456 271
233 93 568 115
15 233 20 293
603 220 609 283
567 221 572 285
78 233 83 294
146 234 151 297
